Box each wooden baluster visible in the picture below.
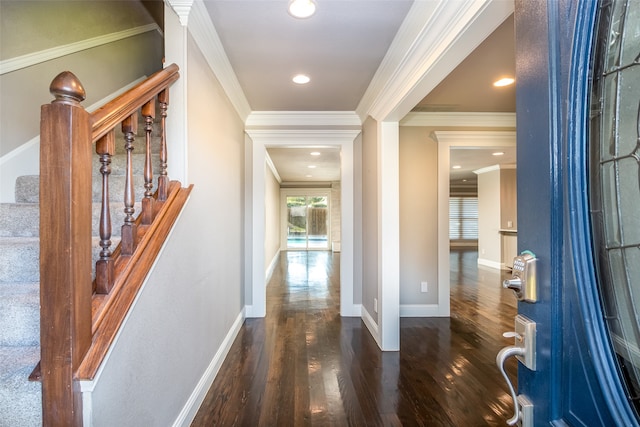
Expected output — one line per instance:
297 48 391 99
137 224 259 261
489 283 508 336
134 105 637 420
141 100 156 224
157 89 169 201
40 71 92 426
120 113 138 255
95 131 115 294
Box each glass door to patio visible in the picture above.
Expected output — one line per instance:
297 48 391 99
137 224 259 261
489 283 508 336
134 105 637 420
286 195 329 250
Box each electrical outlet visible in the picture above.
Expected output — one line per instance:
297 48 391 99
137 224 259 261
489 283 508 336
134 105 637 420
374 298 378 313
421 281 428 292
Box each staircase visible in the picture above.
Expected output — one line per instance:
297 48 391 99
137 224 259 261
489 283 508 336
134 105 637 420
0 178 41 426
0 125 160 426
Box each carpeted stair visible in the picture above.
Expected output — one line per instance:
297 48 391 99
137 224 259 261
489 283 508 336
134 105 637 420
0 124 160 426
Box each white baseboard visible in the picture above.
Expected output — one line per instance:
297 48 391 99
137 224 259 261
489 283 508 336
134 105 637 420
340 303 362 317
172 308 246 427
400 304 447 317
244 304 265 318
265 251 279 282
361 306 381 348
477 257 503 270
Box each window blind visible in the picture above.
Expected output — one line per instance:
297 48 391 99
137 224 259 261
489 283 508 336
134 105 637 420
449 197 478 240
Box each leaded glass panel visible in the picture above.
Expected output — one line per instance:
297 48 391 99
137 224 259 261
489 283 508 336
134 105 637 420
589 0 640 416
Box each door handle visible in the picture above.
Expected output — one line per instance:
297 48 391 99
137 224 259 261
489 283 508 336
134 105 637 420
496 345 525 425
503 278 522 292
497 315 536 426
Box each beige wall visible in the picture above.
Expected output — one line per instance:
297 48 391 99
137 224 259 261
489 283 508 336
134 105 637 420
500 168 517 229
88 27 246 425
399 127 439 305
0 1 155 59
500 168 517 267
264 165 281 272
0 1 163 157
361 117 379 321
185 30 245 313
477 166 517 268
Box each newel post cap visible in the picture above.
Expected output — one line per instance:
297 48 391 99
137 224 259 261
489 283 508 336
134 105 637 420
50 71 86 105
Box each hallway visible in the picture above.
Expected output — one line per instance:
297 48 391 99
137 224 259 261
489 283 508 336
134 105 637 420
191 250 517 426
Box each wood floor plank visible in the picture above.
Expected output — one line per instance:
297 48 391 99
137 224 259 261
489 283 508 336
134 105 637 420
191 249 518 426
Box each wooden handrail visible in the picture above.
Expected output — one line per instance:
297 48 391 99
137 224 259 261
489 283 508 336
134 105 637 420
91 63 179 142
38 64 189 426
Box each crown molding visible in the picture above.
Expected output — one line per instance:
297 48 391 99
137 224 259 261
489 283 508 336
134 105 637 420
0 24 160 75
188 0 252 121
245 129 361 146
246 111 361 128
166 0 194 26
358 0 513 122
400 112 516 128
432 130 516 146
355 1 440 121
265 151 282 183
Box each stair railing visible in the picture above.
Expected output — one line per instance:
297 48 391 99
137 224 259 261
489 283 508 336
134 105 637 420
38 64 192 426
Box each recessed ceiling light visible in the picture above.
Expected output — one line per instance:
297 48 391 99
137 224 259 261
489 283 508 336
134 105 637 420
292 74 310 84
493 77 515 87
462 179 467 182
452 165 462 169
310 151 321 156
288 0 316 18
306 174 313 178
308 165 316 169
492 151 505 156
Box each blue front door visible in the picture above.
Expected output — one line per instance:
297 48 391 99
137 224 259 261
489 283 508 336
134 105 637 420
509 0 640 425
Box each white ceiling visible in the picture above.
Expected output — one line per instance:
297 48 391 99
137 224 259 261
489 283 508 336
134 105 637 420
204 0 414 111
450 147 517 183
416 14 515 113
201 1 516 185
268 146 341 182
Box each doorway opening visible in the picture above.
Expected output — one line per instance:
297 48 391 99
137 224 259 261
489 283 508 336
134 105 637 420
245 128 359 318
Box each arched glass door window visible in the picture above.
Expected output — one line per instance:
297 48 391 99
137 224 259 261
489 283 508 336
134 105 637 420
589 0 640 417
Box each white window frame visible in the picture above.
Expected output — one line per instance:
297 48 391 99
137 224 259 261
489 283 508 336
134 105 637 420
280 188 332 251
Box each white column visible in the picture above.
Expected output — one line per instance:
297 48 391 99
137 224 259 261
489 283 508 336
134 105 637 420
163 3 189 184
246 138 266 318
340 138 356 316
378 121 400 351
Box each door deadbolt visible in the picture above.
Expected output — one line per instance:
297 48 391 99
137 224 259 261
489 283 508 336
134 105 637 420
503 251 537 303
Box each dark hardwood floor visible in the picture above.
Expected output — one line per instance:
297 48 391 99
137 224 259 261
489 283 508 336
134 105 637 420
191 249 518 426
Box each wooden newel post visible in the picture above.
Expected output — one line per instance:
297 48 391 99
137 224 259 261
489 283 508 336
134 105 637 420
40 71 93 426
